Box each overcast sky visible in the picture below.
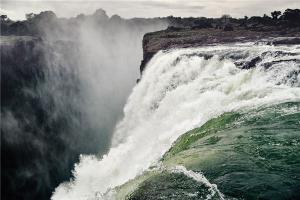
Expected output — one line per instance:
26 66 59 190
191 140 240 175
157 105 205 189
1 0 300 20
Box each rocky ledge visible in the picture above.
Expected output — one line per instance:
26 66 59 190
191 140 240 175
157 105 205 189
140 28 300 73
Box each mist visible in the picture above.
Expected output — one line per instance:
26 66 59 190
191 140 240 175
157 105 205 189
2 3 300 200
1 9 167 200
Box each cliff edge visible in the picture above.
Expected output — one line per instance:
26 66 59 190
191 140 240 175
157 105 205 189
140 8 300 73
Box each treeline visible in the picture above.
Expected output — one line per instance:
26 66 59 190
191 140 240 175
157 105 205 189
165 8 300 31
0 9 168 37
1 8 300 36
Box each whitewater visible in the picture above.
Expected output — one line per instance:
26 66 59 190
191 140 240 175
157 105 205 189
52 43 300 200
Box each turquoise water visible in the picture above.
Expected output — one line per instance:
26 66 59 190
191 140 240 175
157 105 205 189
127 102 300 200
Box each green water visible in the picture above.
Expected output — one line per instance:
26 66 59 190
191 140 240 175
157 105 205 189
124 102 300 200
127 172 218 200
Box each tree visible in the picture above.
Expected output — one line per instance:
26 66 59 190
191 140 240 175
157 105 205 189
93 8 108 21
271 11 281 19
110 14 121 21
0 15 7 21
25 13 36 20
279 9 300 26
281 9 300 23
221 14 231 24
76 14 85 20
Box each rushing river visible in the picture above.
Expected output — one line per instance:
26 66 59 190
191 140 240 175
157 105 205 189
52 43 300 200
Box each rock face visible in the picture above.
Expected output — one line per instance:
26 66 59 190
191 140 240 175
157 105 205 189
1 36 90 200
1 13 169 199
1 11 170 200
2 8 300 200
140 28 300 73
1 37 44 103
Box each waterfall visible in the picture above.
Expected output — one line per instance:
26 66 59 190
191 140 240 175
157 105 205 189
52 43 300 200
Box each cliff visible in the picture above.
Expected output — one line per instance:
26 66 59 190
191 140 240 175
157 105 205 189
140 28 300 73
1 36 85 200
140 8 300 73
2 8 300 200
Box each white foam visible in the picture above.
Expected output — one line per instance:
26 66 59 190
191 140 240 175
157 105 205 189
170 165 225 200
52 44 300 200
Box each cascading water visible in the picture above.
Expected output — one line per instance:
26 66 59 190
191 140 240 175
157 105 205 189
52 43 300 200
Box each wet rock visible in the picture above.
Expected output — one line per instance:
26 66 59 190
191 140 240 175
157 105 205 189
140 28 300 73
242 56 262 69
223 25 234 31
272 37 300 45
263 59 300 69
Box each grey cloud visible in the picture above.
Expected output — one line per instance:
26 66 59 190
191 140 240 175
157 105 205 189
1 0 300 20
140 1 205 10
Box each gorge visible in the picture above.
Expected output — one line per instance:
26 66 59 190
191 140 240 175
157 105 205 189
1 8 300 200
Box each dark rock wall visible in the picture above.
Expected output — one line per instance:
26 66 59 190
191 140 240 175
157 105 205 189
1 37 107 200
1 10 169 199
140 29 300 73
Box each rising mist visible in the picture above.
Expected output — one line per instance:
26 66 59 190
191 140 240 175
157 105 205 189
1 9 167 200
